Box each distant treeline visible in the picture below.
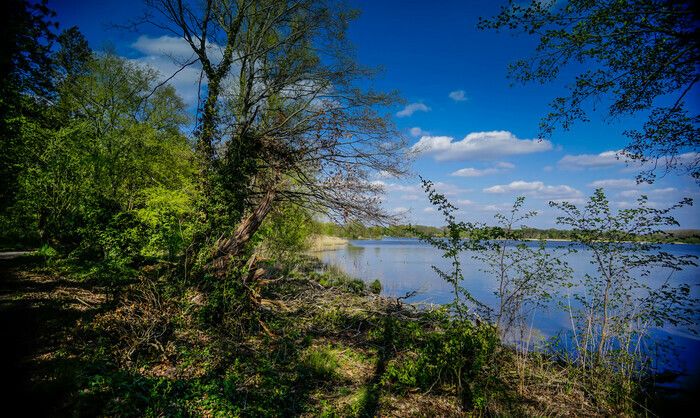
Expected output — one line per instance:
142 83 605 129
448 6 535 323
314 222 700 244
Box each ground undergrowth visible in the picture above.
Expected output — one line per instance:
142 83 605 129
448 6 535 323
1 253 655 417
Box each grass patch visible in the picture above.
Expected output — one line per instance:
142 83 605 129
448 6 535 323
302 346 341 380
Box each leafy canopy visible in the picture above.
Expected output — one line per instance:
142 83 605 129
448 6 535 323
480 0 699 183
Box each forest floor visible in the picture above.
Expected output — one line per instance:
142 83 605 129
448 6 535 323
0 252 109 415
0 252 648 417
0 252 470 416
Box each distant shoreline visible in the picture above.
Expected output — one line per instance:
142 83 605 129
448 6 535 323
341 236 699 246
308 235 348 252
315 222 700 245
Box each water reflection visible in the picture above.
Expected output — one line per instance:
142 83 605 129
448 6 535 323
317 238 700 382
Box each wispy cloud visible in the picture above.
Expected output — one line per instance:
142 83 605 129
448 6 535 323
558 150 624 169
371 180 420 194
433 181 472 196
479 203 515 212
618 187 676 198
587 178 639 188
452 167 499 177
451 161 515 177
448 90 467 101
133 35 197 60
411 131 552 161
396 102 430 117
128 35 216 106
484 180 582 200
409 127 426 137
401 194 421 201
391 206 410 214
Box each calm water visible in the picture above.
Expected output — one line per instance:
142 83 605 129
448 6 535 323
318 238 700 385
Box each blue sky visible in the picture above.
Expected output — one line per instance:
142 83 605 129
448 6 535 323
51 0 700 228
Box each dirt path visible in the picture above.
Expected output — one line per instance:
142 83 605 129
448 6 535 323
0 252 106 416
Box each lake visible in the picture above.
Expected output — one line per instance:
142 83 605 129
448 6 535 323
317 238 700 388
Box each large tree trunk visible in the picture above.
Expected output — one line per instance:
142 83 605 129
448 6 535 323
209 186 277 274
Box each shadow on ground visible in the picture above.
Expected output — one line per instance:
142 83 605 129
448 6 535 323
0 254 109 416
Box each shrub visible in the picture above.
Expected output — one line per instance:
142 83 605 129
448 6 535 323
135 187 196 261
256 205 312 264
369 279 382 295
381 311 500 411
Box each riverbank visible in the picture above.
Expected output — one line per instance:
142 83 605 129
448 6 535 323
2 251 671 416
308 234 349 252
313 222 700 245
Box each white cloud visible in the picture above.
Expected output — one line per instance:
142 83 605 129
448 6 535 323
587 178 640 188
391 206 410 214
376 170 398 179
480 203 514 212
495 162 515 169
132 35 197 60
558 150 624 169
132 35 225 62
618 187 677 198
433 182 472 196
484 181 543 193
396 102 430 117
411 131 552 161
423 207 436 213
451 161 515 177
614 200 661 209
129 35 217 106
410 127 426 137
484 180 582 200
371 180 420 194
620 151 700 173
457 199 474 206
452 167 497 177
401 194 421 201
130 56 202 106
448 90 467 101
674 152 699 165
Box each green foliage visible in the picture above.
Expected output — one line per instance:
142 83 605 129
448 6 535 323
479 0 699 182
199 266 257 331
2 40 197 271
416 178 699 411
36 243 58 259
315 265 367 295
476 196 571 340
412 177 493 317
313 221 444 239
369 279 382 295
301 346 341 380
135 187 197 260
550 189 698 394
344 386 372 417
256 205 312 263
315 220 700 244
381 311 500 411
0 0 57 211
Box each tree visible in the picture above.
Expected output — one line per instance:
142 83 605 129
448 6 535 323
413 178 491 319
142 0 407 271
550 189 697 380
0 0 57 212
16 45 194 252
480 0 699 183
475 197 570 342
